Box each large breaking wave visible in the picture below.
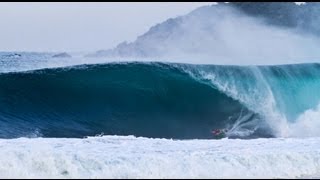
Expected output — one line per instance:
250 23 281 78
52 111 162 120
1 61 320 139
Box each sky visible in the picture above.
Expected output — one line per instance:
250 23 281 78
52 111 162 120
0 2 216 53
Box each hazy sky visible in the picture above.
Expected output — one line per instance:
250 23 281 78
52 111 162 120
0 2 216 52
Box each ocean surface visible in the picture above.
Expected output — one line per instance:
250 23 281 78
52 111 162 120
1 52 320 178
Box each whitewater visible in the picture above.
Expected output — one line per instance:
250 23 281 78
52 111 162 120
0 135 319 178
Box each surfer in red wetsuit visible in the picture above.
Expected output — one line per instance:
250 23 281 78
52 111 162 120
212 128 227 138
212 129 221 135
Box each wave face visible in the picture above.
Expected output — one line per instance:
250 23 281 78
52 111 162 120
1 62 320 139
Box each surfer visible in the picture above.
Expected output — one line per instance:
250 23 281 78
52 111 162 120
212 128 227 138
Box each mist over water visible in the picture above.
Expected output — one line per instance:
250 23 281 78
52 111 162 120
92 3 320 65
175 8 320 65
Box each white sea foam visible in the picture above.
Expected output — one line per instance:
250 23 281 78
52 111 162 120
289 103 320 137
0 135 319 178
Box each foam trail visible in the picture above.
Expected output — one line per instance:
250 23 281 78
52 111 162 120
0 136 320 178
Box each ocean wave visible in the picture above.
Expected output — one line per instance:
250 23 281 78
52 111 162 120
0 62 320 139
